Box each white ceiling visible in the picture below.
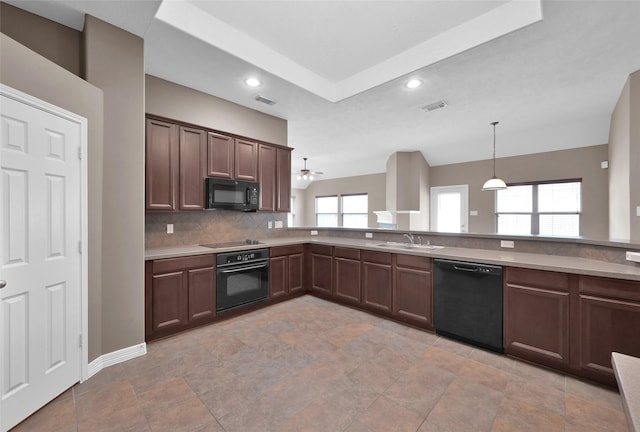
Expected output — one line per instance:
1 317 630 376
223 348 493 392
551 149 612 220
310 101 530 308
8 0 640 190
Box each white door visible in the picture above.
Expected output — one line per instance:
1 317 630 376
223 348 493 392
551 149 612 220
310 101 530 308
0 87 85 431
430 185 469 233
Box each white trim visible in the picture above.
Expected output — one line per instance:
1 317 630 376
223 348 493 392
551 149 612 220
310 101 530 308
87 343 147 379
0 83 90 382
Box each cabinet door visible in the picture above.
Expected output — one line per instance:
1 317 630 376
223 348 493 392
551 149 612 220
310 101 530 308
504 268 570 369
394 267 432 328
187 266 216 322
179 126 206 211
235 139 258 181
362 261 392 313
276 148 291 212
288 253 304 293
207 132 234 179
334 258 361 304
311 253 333 296
145 118 178 210
578 276 640 383
258 144 277 211
150 271 187 332
270 256 288 298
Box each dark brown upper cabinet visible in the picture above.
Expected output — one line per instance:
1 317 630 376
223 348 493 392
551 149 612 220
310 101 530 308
235 139 258 181
276 148 291 213
207 132 234 179
258 144 277 211
145 118 178 211
178 127 206 211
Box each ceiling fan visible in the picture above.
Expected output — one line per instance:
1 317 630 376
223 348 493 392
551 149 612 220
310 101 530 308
295 157 323 181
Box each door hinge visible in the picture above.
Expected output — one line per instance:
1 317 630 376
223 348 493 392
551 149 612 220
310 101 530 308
78 147 82 160
78 241 82 254
79 334 83 348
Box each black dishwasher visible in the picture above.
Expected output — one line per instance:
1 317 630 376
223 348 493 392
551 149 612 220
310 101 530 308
433 259 504 353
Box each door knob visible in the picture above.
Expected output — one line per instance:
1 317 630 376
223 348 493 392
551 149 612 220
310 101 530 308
0 280 6 289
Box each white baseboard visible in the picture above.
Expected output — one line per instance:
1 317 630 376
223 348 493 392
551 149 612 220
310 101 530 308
86 342 147 380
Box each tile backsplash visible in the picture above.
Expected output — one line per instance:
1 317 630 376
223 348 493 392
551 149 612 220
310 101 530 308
145 211 289 248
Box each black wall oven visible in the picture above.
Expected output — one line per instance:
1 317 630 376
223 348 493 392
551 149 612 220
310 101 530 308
216 248 269 313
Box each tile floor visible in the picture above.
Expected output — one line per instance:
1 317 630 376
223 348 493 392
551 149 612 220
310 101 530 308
12 295 629 432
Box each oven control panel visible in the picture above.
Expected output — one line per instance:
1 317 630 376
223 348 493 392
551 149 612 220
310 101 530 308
217 248 270 266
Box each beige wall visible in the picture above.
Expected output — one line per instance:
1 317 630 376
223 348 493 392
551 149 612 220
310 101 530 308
609 78 631 240
300 173 386 227
431 145 609 239
0 33 105 361
630 71 640 241
0 3 81 75
291 188 307 227
83 16 145 354
145 75 287 146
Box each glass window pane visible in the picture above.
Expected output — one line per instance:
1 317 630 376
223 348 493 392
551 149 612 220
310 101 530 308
497 214 531 235
436 192 461 232
539 182 581 212
342 194 368 213
316 196 338 213
343 214 368 228
539 214 580 236
316 214 338 227
497 185 533 212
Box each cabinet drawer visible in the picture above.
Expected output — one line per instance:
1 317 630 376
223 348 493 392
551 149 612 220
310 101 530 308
310 244 333 256
152 254 215 274
270 244 304 257
505 267 569 292
396 254 432 271
334 247 360 260
361 250 392 265
579 275 640 302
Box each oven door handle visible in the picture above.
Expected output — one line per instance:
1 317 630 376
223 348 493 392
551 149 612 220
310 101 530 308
220 263 268 274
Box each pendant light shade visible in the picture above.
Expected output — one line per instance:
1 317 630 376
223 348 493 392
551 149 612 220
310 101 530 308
482 121 507 191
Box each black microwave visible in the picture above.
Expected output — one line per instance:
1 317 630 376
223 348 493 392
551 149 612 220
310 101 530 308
205 178 260 211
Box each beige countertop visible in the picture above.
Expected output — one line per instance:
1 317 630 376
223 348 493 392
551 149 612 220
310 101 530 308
613 352 640 432
145 236 640 282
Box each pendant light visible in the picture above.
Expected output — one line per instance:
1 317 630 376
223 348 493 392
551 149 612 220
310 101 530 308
482 121 507 191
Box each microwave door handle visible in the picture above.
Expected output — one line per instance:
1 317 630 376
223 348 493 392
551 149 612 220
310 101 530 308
246 188 250 205
220 263 268 274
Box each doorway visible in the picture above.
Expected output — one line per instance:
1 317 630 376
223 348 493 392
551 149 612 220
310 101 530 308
430 185 469 233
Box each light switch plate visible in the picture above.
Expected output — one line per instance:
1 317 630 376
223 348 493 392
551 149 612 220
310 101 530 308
310 230 318 236
626 251 640 263
268 221 273 229
166 224 173 234
365 232 373 239
470 210 478 216
501 240 515 248
274 221 283 229
637 206 640 217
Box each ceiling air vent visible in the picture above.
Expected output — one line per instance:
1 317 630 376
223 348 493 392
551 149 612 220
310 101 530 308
421 100 448 112
255 95 276 105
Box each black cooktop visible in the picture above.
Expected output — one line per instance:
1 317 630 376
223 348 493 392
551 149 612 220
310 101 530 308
200 239 263 249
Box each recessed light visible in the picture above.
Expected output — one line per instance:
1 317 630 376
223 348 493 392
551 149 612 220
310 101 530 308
245 77 261 87
405 79 423 89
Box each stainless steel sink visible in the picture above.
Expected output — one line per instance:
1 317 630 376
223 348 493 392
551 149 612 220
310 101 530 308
375 242 444 250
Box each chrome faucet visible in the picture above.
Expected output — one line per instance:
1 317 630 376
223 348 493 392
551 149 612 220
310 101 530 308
403 233 414 245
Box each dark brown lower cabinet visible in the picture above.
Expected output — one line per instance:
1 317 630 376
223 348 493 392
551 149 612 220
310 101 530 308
310 244 333 296
577 276 640 384
394 254 433 329
504 267 571 370
270 245 304 298
361 250 392 313
334 247 361 304
145 254 216 341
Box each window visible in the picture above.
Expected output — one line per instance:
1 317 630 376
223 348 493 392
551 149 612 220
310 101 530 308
341 194 368 228
315 195 338 227
430 185 469 233
287 196 295 227
496 180 581 236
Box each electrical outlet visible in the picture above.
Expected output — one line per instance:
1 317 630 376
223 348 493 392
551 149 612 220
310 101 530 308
626 251 640 263
274 221 283 229
310 230 318 236
365 232 373 239
500 240 515 248
268 221 273 229
166 224 173 234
